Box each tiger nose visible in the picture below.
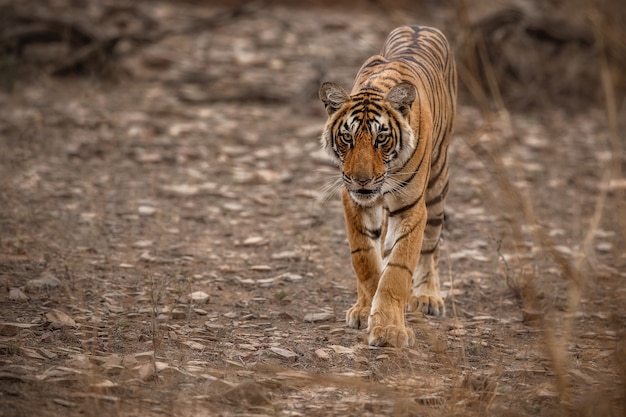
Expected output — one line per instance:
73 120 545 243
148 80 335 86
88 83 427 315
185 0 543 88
353 177 371 186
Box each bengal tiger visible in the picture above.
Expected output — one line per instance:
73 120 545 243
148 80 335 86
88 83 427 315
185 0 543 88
318 25 457 347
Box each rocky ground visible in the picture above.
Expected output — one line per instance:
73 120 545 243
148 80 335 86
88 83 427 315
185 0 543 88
0 1 625 416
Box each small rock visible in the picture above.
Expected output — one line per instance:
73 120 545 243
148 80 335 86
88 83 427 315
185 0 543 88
330 345 354 355
9 288 29 301
271 251 300 260
52 398 78 408
171 309 186 320
242 236 267 246
132 240 154 248
138 363 155 381
189 291 210 304
269 347 298 361
134 351 155 361
304 312 334 322
20 347 46 360
315 349 330 360
91 380 118 389
472 315 496 321
103 355 123 369
122 355 138 367
25 273 61 293
181 341 206 351
281 273 303 282
45 309 76 328
249 265 272 272
138 205 156 216
161 184 199 196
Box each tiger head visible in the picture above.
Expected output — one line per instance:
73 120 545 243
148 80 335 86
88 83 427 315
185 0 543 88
319 81 417 207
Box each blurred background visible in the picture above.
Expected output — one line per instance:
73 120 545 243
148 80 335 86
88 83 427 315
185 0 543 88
1 0 625 111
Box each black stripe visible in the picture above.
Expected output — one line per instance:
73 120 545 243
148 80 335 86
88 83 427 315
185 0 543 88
357 227 381 240
388 196 421 217
383 147 426 195
426 217 443 227
420 245 437 255
426 181 449 206
391 220 421 248
351 247 373 255
427 150 448 189
385 263 413 275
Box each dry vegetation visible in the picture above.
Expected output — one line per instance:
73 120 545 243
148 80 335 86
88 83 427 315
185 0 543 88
1 0 625 416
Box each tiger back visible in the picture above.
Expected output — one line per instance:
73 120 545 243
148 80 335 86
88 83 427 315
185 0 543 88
319 25 456 347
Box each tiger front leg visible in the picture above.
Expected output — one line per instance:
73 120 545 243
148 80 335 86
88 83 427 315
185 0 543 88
342 191 384 330
368 271 416 348
368 212 425 348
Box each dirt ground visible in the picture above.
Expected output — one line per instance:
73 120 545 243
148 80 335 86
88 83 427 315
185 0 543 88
1 1 625 416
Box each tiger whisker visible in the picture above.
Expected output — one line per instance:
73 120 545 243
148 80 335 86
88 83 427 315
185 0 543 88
317 176 344 205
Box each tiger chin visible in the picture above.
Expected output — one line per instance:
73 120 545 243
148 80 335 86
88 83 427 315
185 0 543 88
318 25 457 348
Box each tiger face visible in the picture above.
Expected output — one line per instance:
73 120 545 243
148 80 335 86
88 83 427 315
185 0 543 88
319 81 417 207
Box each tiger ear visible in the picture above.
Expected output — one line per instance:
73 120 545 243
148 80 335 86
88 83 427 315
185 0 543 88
385 82 416 118
319 82 349 115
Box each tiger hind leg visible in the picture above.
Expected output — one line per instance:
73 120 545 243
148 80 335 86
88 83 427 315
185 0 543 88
408 215 445 316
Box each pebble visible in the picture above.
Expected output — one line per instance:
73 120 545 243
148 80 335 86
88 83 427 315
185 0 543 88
189 291 210 304
9 288 29 301
45 309 76 328
303 312 334 322
315 349 330 360
138 205 156 215
269 347 298 361
138 363 155 381
172 309 187 320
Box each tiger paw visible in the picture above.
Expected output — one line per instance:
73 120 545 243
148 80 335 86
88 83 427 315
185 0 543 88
346 304 370 329
367 308 415 347
408 293 445 316
368 323 415 347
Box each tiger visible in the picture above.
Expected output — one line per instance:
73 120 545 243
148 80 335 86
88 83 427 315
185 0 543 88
318 25 457 347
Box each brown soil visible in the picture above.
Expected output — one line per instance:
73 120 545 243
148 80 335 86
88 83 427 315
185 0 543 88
1 1 625 416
